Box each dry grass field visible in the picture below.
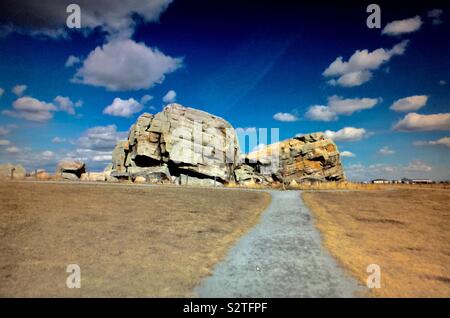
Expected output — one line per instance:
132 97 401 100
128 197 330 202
303 189 450 297
0 181 271 297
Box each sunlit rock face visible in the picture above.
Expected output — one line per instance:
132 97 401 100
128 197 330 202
245 133 346 185
111 103 240 185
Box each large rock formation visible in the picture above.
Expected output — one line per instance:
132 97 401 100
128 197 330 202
245 133 345 184
110 104 345 186
111 104 240 185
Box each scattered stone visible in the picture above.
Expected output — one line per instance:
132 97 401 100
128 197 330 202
0 163 26 180
178 174 223 187
103 164 118 182
33 169 50 180
134 176 147 184
56 160 86 179
61 172 80 181
81 172 106 182
128 164 171 184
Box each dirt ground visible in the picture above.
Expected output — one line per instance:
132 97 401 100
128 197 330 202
303 189 450 297
0 181 271 297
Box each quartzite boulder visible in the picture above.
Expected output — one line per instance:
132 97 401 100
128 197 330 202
245 133 345 183
111 103 240 184
56 160 86 179
0 163 26 179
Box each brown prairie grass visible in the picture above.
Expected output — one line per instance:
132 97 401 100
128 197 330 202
289 181 450 191
227 180 450 191
303 189 450 297
0 181 270 297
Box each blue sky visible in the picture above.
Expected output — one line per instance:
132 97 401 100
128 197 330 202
0 0 449 181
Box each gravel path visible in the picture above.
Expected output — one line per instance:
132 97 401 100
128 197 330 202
196 190 361 297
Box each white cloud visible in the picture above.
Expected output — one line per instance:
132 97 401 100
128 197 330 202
2 94 81 122
346 161 443 182
427 9 443 25
390 95 428 112
382 16 423 36
64 148 113 163
41 150 54 159
378 146 395 155
140 94 153 104
328 70 373 87
3 96 57 122
0 125 15 136
0 127 8 136
394 113 450 131
323 127 367 142
323 41 408 87
92 154 113 162
368 163 396 173
305 95 380 121
415 137 450 148
73 38 183 91
0 0 173 39
340 151 355 157
5 146 20 154
273 112 298 122
404 160 432 172
12 84 27 97
77 125 127 151
0 139 11 146
52 137 66 144
54 95 82 115
65 55 81 68
64 125 127 166
305 105 337 122
163 90 177 103
0 87 4 97
326 95 380 115
440 80 447 85
103 97 143 117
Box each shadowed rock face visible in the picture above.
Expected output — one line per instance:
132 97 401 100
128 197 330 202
111 104 345 186
111 103 240 184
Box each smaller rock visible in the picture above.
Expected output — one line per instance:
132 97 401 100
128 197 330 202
134 176 146 184
128 165 171 184
56 160 86 179
61 172 79 181
89 172 106 182
0 163 26 180
179 174 223 187
36 171 50 181
103 164 119 182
